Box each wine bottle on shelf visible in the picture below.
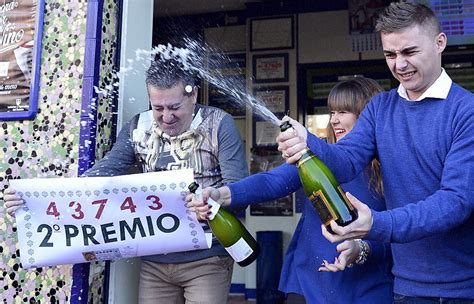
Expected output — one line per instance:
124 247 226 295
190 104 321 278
188 182 260 267
280 121 358 233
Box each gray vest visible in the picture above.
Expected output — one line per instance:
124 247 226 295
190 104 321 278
129 105 230 263
130 105 227 189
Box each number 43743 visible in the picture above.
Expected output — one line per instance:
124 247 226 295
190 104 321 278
45 195 163 220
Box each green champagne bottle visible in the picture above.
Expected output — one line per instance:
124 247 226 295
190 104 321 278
188 182 260 267
280 121 358 233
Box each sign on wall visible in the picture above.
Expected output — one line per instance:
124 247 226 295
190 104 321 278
249 150 293 216
11 169 212 269
348 0 388 52
208 53 247 117
0 0 44 120
250 16 294 51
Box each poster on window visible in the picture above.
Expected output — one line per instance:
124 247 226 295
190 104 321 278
10 169 213 269
0 0 44 120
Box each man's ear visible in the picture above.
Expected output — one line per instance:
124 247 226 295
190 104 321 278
436 32 447 53
191 86 198 104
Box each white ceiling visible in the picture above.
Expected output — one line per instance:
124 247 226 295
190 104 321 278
154 0 254 17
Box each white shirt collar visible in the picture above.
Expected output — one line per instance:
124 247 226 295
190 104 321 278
397 68 452 101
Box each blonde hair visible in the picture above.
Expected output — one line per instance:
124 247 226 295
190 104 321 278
326 77 384 196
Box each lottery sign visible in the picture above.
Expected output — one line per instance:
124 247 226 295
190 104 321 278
11 169 211 268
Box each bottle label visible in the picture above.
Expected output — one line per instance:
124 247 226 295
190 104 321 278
225 238 254 262
309 190 338 225
338 186 355 211
296 148 314 168
192 188 221 220
207 198 221 221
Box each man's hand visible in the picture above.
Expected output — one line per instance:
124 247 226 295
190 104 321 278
322 192 373 242
277 116 308 164
3 187 25 218
318 240 361 272
185 186 231 221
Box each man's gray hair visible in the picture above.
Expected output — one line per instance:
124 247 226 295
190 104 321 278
375 1 440 35
145 58 196 90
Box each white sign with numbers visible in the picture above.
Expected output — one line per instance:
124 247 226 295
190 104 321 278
11 169 211 269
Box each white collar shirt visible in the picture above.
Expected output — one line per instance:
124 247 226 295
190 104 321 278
397 68 452 101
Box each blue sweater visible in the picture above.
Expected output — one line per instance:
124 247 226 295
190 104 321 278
306 83 474 298
229 163 393 303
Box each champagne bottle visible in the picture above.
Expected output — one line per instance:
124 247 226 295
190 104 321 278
280 121 358 233
188 182 260 267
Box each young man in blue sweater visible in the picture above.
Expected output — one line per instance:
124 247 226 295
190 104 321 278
279 2 474 303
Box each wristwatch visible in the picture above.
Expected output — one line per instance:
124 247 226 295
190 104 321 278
355 239 370 265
